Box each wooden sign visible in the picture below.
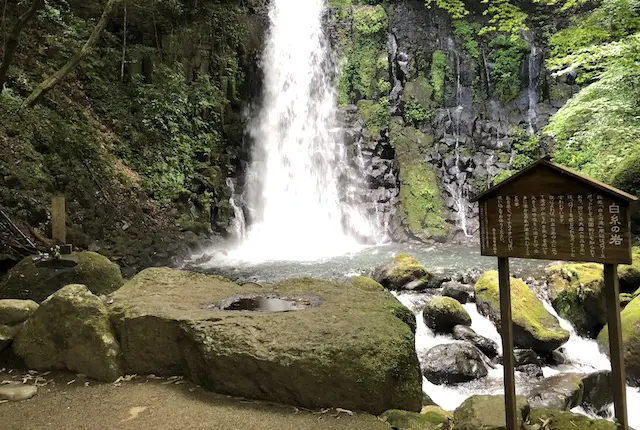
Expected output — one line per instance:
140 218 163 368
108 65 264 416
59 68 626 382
472 159 635 264
471 157 637 430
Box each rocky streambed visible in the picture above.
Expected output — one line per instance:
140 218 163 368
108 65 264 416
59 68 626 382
1 248 640 429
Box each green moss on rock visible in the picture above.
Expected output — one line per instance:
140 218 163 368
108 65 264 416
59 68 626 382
357 98 389 137
0 299 39 325
618 246 640 292
475 271 569 352
453 395 529 430
0 252 123 302
381 408 451 430
373 254 430 290
109 269 423 414
597 294 640 385
423 296 471 333
546 263 606 337
13 284 123 381
527 408 616 430
349 276 385 292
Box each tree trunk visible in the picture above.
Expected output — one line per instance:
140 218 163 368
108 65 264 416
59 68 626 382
0 0 45 94
22 0 121 108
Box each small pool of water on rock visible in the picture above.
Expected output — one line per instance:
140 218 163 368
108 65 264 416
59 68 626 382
223 297 310 312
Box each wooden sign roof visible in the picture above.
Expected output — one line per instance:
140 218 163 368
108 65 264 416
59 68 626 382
471 157 638 203
471 157 637 264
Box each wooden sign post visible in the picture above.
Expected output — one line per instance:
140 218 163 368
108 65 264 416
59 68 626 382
471 157 637 430
51 194 66 245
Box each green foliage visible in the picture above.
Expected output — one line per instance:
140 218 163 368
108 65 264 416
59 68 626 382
130 65 225 204
404 101 432 128
492 129 542 185
452 20 481 59
336 4 389 104
357 97 389 136
425 0 468 18
430 51 447 105
488 36 528 102
480 0 529 37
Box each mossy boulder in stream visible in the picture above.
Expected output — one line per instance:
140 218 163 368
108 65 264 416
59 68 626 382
0 252 123 302
453 394 529 430
597 294 640 386
527 408 616 430
380 406 452 430
348 276 385 292
373 254 431 290
475 271 569 352
546 263 606 337
13 284 123 381
422 296 471 333
108 268 422 414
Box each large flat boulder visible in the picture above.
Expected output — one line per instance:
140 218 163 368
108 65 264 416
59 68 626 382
474 271 569 352
0 252 123 302
12 284 123 381
108 268 422 414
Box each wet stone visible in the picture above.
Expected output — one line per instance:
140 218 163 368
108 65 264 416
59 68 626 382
0 384 37 401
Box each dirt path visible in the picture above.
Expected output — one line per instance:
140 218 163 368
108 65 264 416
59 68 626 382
0 368 390 430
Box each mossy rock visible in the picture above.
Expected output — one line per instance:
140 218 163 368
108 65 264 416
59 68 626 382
453 394 529 430
13 284 123 381
422 297 471 334
546 263 606 337
618 246 640 292
0 299 39 325
527 408 616 430
475 271 569 352
349 276 385 292
373 254 431 290
0 323 21 353
380 407 451 430
0 252 123 302
597 294 640 386
526 373 584 410
403 76 434 110
109 269 422 414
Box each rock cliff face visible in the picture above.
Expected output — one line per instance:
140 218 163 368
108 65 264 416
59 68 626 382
322 0 576 243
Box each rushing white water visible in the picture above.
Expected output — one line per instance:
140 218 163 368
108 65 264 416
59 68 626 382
223 0 379 261
226 178 246 240
395 291 640 428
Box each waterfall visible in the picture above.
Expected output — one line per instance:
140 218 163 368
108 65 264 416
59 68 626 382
228 0 379 261
226 178 246 240
444 106 472 238
525 34 540 134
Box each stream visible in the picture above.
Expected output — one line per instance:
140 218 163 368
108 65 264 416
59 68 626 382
195 243 640 428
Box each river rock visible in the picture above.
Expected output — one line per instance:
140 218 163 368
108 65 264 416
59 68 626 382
442 281 473 303
453 394 529 430
348 276 384 292
527 408 616 430
513 349 544 367
581 370 613 413
0 323 20 353
381 407 452 430
516 364 544 378
109 268 422 414
423 297 471 334
0 384 37 401
475 271 570 352
0 299 39 325
372 254 430 290
547 263 606 337
452 325 499 358
0 252 123 302
597 293 640 387
619 246 640 292
526 373 584 410
422 343 488 384
13 284 123 382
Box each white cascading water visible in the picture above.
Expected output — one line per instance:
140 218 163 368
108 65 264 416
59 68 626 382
394 292 640 428
226 0 379 261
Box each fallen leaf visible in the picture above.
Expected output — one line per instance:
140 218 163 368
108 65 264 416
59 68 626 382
121 406 148 422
